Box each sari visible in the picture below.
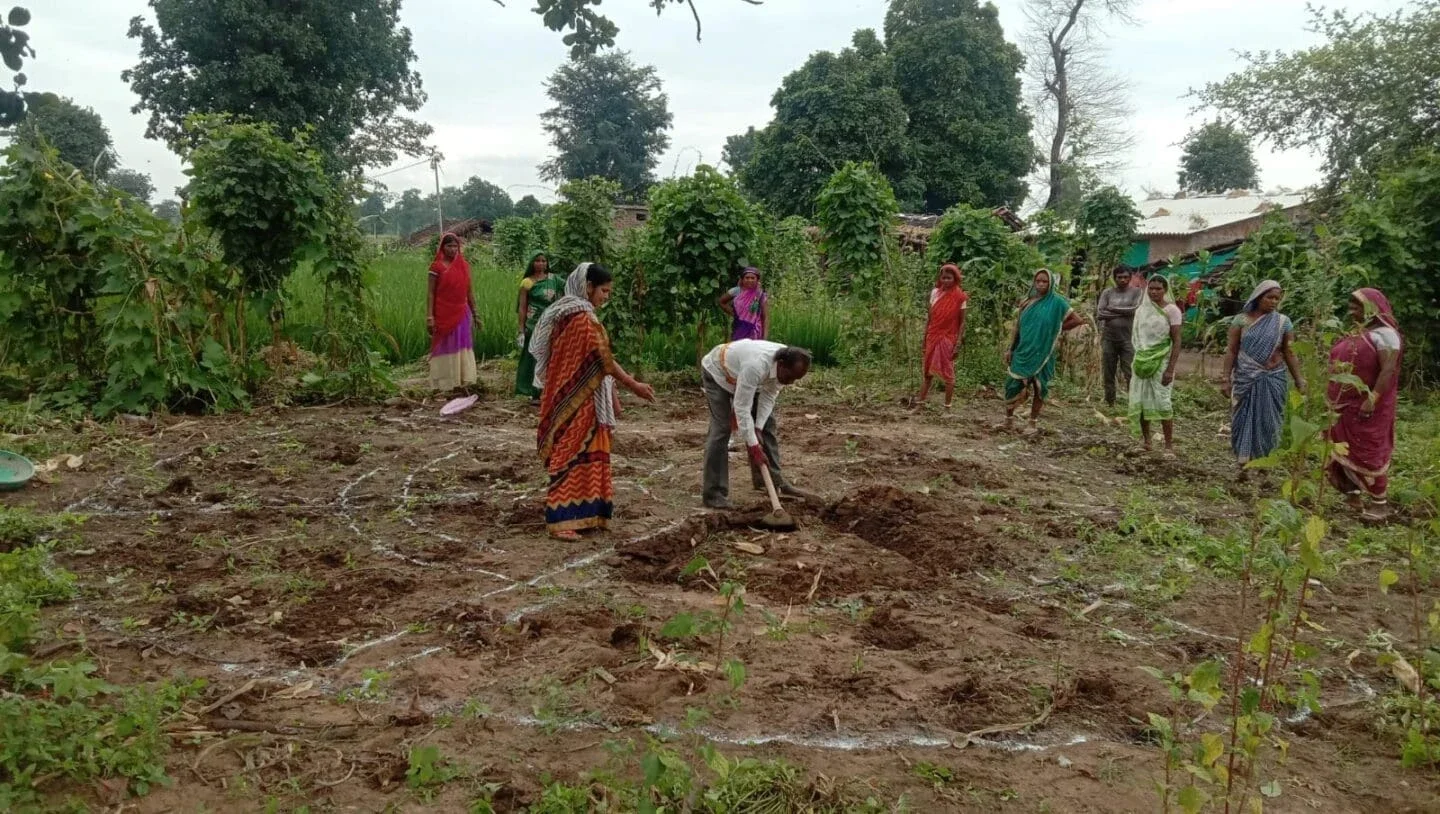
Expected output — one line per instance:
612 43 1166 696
428 234 476 390
923 265 967 384
1327 288 1403 499
1230 280 1293 462
729 269 767 341
1129 277 1180 432
532 264 618 533
1005 269 1072 406
516 254 567 398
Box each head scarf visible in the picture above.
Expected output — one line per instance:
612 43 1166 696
730 267 766 339
1009 269 1071 376
1353 288 1400 332
936 263 961 289
529 263 596 390
1244 280 1282 313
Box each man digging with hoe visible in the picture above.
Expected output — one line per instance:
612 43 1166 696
700 340 817 527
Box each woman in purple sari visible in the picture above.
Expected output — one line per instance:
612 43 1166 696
1327 288 1403 522
1221 280 1306 480
718 268 769 341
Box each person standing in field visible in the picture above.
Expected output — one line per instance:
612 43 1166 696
1097 266 1143 408
1129 275 1184 455
700 340 813 509
426 233 480 392
1221 280 1306 479
718 267 769 342
515 252 564 403
531 263 655 541
916 263 968 410
1003 268 1086 434
1326 288 1403 522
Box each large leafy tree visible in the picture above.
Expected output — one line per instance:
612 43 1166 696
1195 2 1440 189
12 93 115 179
538 51 673 199
108 168 156 204
123 0 431 173
456 176 514 222
739 29 916 218
885 0 1034 212
1177 121 1259 194
721 126 759 175
514 194 547 218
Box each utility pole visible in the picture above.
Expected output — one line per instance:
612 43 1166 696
430 152 444 233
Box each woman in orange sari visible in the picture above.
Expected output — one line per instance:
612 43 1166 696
530 263 655 541
426 233 480 391
917 263 967 409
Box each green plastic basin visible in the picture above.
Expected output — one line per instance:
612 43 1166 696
0 450 35 491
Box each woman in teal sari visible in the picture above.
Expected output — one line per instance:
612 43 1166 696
1003 268 1085 434
515 252 565 402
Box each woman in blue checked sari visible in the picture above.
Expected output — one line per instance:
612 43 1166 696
1221 280 1306 480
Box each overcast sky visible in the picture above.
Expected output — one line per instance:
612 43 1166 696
35 0 1408 209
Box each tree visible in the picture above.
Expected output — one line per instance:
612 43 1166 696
107 168 156 203
456 176 514 222
1023 0 1136 213
1177 121 1259 194
721 126 759 174
514 194 547 218
885 0 1033 212
740 29 916 218
124 0 431 173
1194 2 1440 189
548 176 620 270
153 198 182 224
815 162 898 297
12 93 115 179
388 188 430 236
357 192 389 233
0 6 34 125
538 51 673 199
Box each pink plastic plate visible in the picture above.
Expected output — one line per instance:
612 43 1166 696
440 395 478 416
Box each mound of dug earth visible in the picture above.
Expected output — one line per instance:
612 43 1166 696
825 485 1006 575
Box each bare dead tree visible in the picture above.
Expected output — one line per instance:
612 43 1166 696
1024 0 1137 212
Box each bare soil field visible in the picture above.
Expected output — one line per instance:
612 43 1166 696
6 366 1437 812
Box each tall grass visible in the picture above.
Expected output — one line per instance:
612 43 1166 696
275 248 844 370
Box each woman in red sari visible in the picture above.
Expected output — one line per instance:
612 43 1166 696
426 233 480 391
917 263 968 409
1327 288 1403 522
531 263 655 541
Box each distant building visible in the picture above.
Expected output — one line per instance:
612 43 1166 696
613 205 651 232
1124 191 1309 269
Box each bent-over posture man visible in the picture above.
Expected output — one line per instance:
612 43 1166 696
700 340 812 509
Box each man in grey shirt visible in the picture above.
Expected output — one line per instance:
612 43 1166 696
1096 267 1144 407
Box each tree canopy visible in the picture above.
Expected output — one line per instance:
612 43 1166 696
108 168 156 204
737 30 916 218
1194 1 1440 189
124 0 431 173
885 0 1033 212
457 176 514 223
721 127 759 175
514 194 548 218
539 51 673 199
14 93 115 179
1177 121 1259 194
530 0 760 57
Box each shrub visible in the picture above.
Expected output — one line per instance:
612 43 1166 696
815 162 898 298
549 177 620 271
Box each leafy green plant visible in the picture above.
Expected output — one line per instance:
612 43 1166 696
406 744 463 799
1077 185 1141 292
548 176 620 271
659 556 747 686
815 162 898 298
1376 472 1440 769
492 215 551 269
645 165 758 360
0 544 76 650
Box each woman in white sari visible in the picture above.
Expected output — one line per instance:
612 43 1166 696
1129 275 1184 455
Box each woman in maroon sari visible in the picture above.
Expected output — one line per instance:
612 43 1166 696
1327 288 1403 522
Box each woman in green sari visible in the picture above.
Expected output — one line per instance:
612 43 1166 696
1003 268 1085 434
515 252 565 401
1129 274 1184 455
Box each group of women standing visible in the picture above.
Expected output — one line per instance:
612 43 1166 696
429 232 1405 530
